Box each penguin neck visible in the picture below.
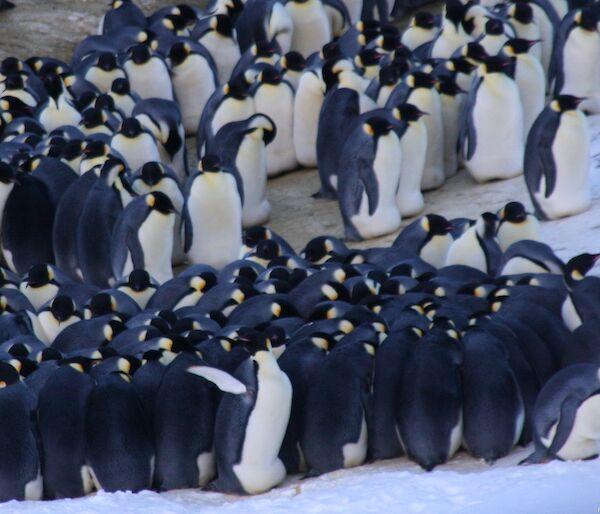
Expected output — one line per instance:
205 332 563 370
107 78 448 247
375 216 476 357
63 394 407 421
253 350 280 375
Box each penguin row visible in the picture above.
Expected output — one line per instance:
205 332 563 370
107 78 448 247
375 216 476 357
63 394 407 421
0 210 597 501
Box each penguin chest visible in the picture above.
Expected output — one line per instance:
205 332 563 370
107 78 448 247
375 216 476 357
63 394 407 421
233 359 292 493
136 211 175 282
445 227 487 271
39 98 81 132
84 67 125 93
397 123 426 216
286 1 331 57
268 3 294 53
432 25 470 59
562 28 600 95
199 33 240 83
212 98 255 137
401 27 436 51
173 57 216 132
38 312 79 344
125 59 173 101
111 93 136 117
236 136 267 202
21 283 58 312
111 134 160 171
420 234 452 269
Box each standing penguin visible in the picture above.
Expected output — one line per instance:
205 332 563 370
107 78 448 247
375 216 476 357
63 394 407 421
168 41 218 135
401 12 439 51
460 56 524 183
122 44 174 101
111 192 176 284
496 201 542 252
524 95 590 220
35 74 82 133
506 2 542 62
285 0 332 57
75 52 127 94
99 0 146 35
110 117 161 173
502 38 545 140
0 361 42 502
252 66 297 176
208 330 292 494
437 75 464 178
184 156 243 270
337 114 402 241
430 0 471 59
108 77 140 118
209 114 276 227
234 0 294 54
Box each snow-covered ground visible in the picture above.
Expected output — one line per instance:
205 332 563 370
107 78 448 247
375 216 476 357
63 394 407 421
3 122 600 514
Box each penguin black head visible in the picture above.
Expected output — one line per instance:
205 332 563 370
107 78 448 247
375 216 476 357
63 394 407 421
60 356 94 373
356 48 384 68
499 201 527 223
446 56 476 75
0 96 33 118
190 271 218 293
95 93 117 113
377 33 402 53
258 66 283 85
575 8 598 31
503 38 539 56
199 154 221 173
43 73 64 101
243 226 270 249
111 77 131 95
81 107 107 128
127 269 152 292
255 239 281 261
140 161 164 185
168 41 191 66
413 11 437 29
3 73 25 91
393 102 427 122
484 18 504 36
39 347 62 363
120 117 143 138
281 51 306 72
210 14 234 37
320 41 343 61
0 361 21 388
146 191 175 214
176 4 197 25
0 162 17 185
236 328 271 356
363 116 395 138
89 293 118 317
163 13 188 33
97 52 118 72
462 42 489 63
445 0 466 26
551 95 585 112
510 2 534 24
82 139 109 159
253 39 280 59
129 44 152 65
0 57 23 77
26 263 56 287
50 295 77 322
378 64 402 86
482 55 512 75
423 214 453 236
437 75 464 96
564 253 600 287
224 75 250 99
406 71 437 89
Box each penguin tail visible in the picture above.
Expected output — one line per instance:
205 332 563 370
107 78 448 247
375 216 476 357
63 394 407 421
519 448 551 466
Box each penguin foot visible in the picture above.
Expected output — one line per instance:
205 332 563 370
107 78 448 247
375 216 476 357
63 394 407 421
302 469 322 479
519 449 551 465
312 190 336 200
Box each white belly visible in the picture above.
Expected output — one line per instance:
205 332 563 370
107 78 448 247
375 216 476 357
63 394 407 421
199 32 240 85
531 5 553 75
445 227 487 272
39 98 82 133
211 97 255 138
124 59 174 101
85 67 126 94
342 416 368 468
420 234 453 269
515 57 545 141
560 29 600 101
285 1 331 57
496 218 541 252
534 111 590 219
236 135 270 227
293 72 323 167
561 294 583 332
20 283 58 312
137 211 175 284
431 25 471 59
466 76 524 182
37 312 80 344
401 26 437 51
268 2 294 54
397 121 426 217
111 133 161 172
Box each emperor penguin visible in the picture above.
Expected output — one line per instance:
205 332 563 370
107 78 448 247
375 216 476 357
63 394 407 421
132 98 188 184
285 0 332 57
430 0 472 59
386 71 445 191
192 14 240 84
550 8 600 114
35 74 81 133
506 2 542 63
122 44 174 101
19 263 63 312
114 269 158 310
437 74 465 178
445 212 502 275
522 364 600 463
111 192 176 285
99 0 146 35
524 95 590 220
108 77 140 118
207 330 292 494
293 64 327 167
496 201 542 252
75 52 127 94
196 76 255 156
278 51 306 91
252 66 297 177
110 117 161 173
234 0 294 54
337 114 402 241
401 12 439 51
502 38 545 140
183 156 243 270
37 295 82 344
460 56 524 183
209 114 276 227
392 214 454 269
168 41 218 135
131 161 185 266
561 253 600 331
476 18 509 56
392 103 427 217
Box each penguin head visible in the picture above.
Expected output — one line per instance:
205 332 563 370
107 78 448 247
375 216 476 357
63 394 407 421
575 8 598 31
97 52 118 72
127 269 152 292
309 332 334 351
258 66 283 85
120 117 144 138
61 356 94 374
0 361 21 388
88 293 118 318
551 95 586 112
0 57 23 76
111 77 131 95
406 71 437 90
102 320 127 342
176 4 198 26
254 239 281 261
362 116 395 139
462 42 489 64
43 73 64 101
128 44 152 65
355 48 384 69
412 11 437 29
168 41 191 67
3 73 25 91
302 236 341 263
476 212 498 238
509 2 534 24
422 214 453 236
445 56 476 75
81 107 107 129
26 263 56 288
437 75 464 96
163 13 188 34
484 18 504 36
49 295 78 323
445 0 466 27
0 96 33 119
237 328 272 358
0 162 18 186
498 201 528 224
280 51 306 72
242 226 271 249
146 191 176 215
503 38 539 56
564 253 600 287
481 55 512 76
198 154 221 173
223 75 250 99
95 93 119 115
190 272 218 294
378 64 402 86
253 39 281 60
140 161 165 186
210 14 234 37
82 139 110 159
320 41 343 62
392 102 427 123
